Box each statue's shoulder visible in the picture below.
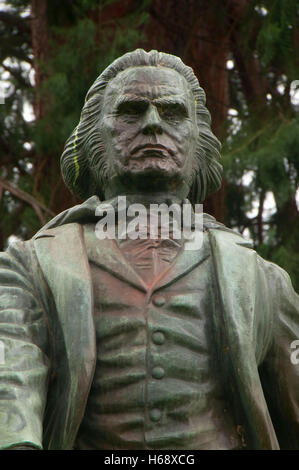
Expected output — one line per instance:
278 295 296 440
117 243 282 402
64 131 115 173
33 195 101 238
33 222 81 240
31 195 101 241
256 253 299 297
208 225 298 297
206 225 254 249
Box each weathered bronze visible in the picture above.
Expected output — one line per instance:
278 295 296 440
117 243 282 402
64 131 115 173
0 49 298 450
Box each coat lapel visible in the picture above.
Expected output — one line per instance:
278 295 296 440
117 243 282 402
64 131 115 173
33 223 96 450
153 230 210 291
208 228 279 449
83 224 148 292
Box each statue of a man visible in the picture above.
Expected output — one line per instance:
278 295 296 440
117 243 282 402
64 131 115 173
0 49 298 450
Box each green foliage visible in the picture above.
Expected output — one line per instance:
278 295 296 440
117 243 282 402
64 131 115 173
254 0 298 75
219 0 299 290
223 109 299 291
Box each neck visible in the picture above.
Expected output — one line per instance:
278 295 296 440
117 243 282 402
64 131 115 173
117 193 185 206
104 174 190 203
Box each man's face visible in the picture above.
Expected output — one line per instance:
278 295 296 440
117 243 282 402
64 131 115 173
99 66 198 191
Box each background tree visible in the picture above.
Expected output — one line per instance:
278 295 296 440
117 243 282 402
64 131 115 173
0 0 298 289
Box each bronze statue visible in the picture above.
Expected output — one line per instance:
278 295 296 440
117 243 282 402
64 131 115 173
0 49 298 450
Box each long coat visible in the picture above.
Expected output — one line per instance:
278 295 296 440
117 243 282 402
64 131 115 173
0 213 298 450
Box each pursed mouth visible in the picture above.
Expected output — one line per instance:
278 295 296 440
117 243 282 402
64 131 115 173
130 143 174 157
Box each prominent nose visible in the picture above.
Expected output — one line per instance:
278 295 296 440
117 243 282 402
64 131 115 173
141 104 163 135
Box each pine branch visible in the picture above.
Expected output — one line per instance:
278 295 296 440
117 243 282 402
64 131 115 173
0 179 55 226
1 63 32 89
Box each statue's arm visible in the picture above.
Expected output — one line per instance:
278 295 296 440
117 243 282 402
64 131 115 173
258 260 299 449
0 241 50 450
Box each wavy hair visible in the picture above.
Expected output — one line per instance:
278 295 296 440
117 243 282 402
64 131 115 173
60 49 222 204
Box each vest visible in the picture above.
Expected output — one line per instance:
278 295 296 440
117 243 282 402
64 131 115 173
75 224 242 450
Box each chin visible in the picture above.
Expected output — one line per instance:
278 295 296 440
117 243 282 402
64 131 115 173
127 158 179 174
112 158 188 190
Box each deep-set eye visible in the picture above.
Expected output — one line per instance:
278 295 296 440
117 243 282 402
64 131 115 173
158 103 188 121
117 100 148 116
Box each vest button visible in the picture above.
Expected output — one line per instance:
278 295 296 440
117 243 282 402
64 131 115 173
153 295 166 307
152 331 165 345
152 366 165 379
149 408 162 422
